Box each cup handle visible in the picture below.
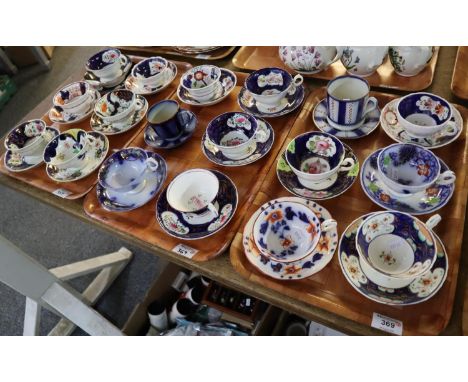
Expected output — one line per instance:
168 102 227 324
320 219 337 232
338 157 355 172
146 157 159 172
425 214 442 230
119 54 128 67
363 97 378 116
292 74 303 87
436 170 456 185
440 125 458 137
135 97 145 110
206 202 219 218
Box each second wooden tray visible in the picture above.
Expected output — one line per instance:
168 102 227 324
232 46 440 92
451 46 468 100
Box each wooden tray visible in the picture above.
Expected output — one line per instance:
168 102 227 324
0 59 191 200
229 87 468 335
83 71 305 262
117 46 237 61
451 47 468 100
232 46 440 92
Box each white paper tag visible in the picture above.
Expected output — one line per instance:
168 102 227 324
52 188 72 198
172 244 198 259
371 312 403 335
246 298 251 307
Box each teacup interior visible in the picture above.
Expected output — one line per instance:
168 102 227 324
147 101 179 124
182 65 220 89
97 90 134 117
104 153 146 189
300 157 331 174
44 130 87 164
133 57 166 79
328 76 369 100
207 113 256 146
398 93 451 126
6 120 45 150
54 82 88 106
367 233 414 274
167 170 219 212
246 68 291 95
87 48 120 70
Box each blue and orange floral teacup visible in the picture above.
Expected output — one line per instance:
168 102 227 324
86 48 127 81
252 200 336 262
95 89 143 124
285 132 355 190
52 81 94 116
180 65 222 102
377 143 456 196
131 56 170 87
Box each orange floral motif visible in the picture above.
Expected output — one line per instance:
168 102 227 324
417 163 430 176
284 265 301 275
307 223 317 237
426 187 439 197
281 237 293 248
101 103 108 113
265 209 283 223
315 236 329 252
379 193 391 203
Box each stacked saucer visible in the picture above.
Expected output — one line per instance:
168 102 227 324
339 211 447 305
177 65 237 106
96 147 167 212
238 67 305 118
201 112 274 167
90 89 147 135
49 81 99 124
4 119 58 172
43 128 108 182
174 46 222 54
156 169 238 240
84 48 132 89
125 56 177 95
360 143 455 214
277 132 359 200
242 197 338 280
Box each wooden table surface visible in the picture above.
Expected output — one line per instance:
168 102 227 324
0 46 467 335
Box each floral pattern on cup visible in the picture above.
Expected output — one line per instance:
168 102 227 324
5 120 46 151
161 211 190 235
207 204 233 232
227 113 252 130
257 72 283 88
408 267 445 297
181 65 220 89
306 135 337 157
361 212 395 243
341 253 368 287
416 95 450 121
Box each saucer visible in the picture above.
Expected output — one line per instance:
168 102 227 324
84 54 132 90
380 98 463 149
97 151 167 212
339 214 448 305
144 109 197 149
177 68 237 106
276 144 359 200
90 95 148 135
238 84 305 118
201 118 274 166
4 127 59 172
124 61 177 95
313 98 381 139
243 197 338 280
156 170 238 240
45 132 108 182
48 89 99 124
360 149 454 215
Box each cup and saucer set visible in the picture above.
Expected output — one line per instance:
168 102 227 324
380 92 463 149
124 56 177 95
360 142 456 215
96 147 167 212
84 48 132 90
42 128 109 182
143 100 197 149
201 112 274 167
156 168 238 240
276 131 359 200
339 210 448 305
177 64 237 106
48 81 100 124
238 67 305 118
242 196 338 280
90 89 148 135
3 119 59 172
313 75 381 139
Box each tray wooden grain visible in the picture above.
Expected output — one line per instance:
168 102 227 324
451 47 468 100
117 46 237 61
0 59 192 200
232 46 440 92
229 87 468 335
83 72 305 262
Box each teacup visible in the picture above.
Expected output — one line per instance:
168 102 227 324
356 211 440 279
131 56 170 86
95 90 143 124
396 92 455 138
278 46 341 74
326 75 378 130
52 81 94 116
253 200 336 263
43 128 97 170
245 67 303 108
166 169 219 218
206 112 268 160
146 100 185 140
98 147 159 194
285 132 355 190
4 119 51 157
389 46 434 77
377 143 456 196
339 46 388 77
86 48 126 81
180 65 222 102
